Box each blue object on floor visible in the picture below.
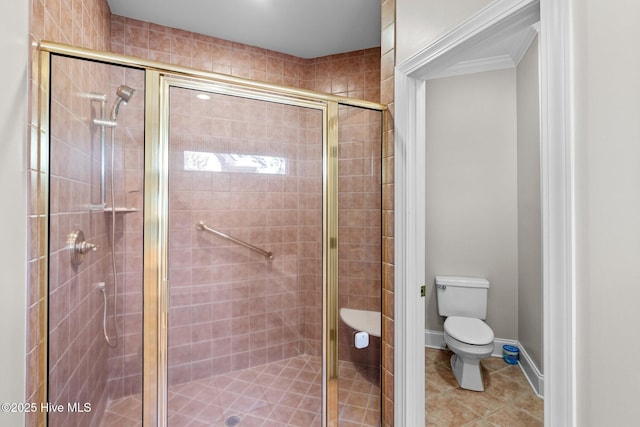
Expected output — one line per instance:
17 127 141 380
503 344 519 365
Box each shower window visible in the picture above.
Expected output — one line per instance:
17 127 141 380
183 151 288 175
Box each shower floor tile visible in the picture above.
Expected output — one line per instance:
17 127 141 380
425 348 543 426
100 355 380 426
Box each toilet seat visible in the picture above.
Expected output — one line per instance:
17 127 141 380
444 316 494 345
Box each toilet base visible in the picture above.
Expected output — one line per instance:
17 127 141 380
450 353 485 392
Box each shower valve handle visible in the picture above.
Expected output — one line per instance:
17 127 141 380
77 241 99 254
68 229 98 266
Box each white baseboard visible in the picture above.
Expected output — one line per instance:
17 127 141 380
424 329 544 397
517 343 544 398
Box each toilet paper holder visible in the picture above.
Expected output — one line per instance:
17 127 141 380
355 331 369 349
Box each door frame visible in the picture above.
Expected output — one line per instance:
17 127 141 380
393 0 575 425
148 74 334 426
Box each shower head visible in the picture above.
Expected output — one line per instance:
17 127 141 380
110 85 136 121
116 85 135 103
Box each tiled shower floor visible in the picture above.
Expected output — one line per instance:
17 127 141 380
99 355 380 427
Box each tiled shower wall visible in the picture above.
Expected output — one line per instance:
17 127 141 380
380 1 397 425
110 12 383 390
28 0 112 426
166 88 324 384
110 15 381 103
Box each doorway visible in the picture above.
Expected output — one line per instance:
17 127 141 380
393 0 575 425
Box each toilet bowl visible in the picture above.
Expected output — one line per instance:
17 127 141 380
443 316 494 391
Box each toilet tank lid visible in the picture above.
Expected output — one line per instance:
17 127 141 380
435 275 489 288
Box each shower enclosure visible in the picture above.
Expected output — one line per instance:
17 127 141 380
40 42 384 427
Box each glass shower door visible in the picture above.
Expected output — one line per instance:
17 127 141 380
47 53 145 427
165 82 325 426
336 104 383 426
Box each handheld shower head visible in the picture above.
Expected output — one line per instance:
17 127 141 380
116 85 135 103
110 85 136 121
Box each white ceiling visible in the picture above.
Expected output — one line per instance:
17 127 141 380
106 0 382 59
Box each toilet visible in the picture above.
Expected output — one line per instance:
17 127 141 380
435 275 495 391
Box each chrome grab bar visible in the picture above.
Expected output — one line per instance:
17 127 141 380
195 221 273 260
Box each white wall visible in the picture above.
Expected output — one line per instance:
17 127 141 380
0 0 28 425
424 69 519 340
573 0 640 424
516 36 543 371
396 0 493 64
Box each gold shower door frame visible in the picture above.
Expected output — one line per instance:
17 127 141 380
148 74 337 426
36 41 386 427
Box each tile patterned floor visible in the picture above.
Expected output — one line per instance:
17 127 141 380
99 355 380 426
425 348 544 427
100 348 542 426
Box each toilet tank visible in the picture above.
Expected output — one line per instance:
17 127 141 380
435 276 490 319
